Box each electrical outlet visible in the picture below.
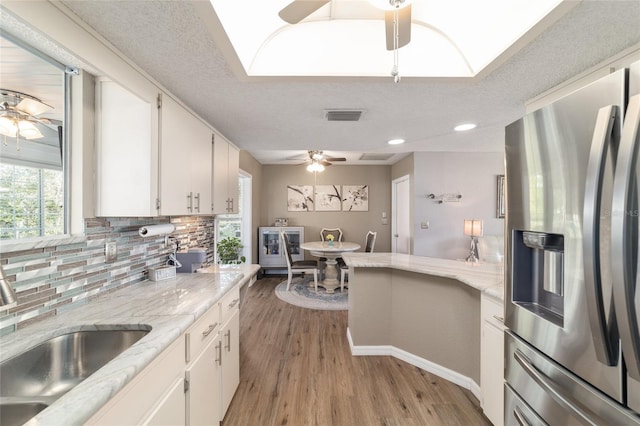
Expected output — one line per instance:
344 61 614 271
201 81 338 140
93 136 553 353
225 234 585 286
105 242 117 262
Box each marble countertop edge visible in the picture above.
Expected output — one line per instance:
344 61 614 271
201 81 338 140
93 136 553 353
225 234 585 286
341 253 505 301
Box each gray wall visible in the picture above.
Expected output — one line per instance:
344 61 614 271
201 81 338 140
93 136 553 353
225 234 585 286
260 165 392 254
413 152 505 260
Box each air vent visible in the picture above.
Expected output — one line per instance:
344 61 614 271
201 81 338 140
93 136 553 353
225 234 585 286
359 153 395 161
325 109 364 121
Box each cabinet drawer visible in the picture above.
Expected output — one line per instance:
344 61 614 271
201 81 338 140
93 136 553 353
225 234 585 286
186 304 220 363
481 294 505 329
220 287 240 323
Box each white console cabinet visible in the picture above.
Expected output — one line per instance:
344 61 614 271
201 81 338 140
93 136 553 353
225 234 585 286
258 227 304 273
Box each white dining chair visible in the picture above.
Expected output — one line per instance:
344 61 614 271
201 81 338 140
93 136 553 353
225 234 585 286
282 231 318 291
339 231 376 291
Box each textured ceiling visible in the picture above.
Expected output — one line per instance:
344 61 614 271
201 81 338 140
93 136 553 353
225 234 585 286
17 1 640 164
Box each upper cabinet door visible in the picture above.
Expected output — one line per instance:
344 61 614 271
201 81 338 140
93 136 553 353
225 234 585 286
212 135 239 214
95 79 159 217
159 93 212 216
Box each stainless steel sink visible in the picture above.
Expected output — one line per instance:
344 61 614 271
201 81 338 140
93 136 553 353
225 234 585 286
0 329 149 425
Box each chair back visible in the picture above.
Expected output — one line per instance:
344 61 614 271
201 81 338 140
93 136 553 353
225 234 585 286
365 231 377 253
320 228 343 242
281 232 294 267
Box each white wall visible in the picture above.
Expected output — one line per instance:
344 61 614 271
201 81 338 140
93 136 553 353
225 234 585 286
413 152 505 260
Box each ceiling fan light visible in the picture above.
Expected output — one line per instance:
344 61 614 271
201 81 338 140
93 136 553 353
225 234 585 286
18 120 43 139
306 161 325 172
0 116 17 137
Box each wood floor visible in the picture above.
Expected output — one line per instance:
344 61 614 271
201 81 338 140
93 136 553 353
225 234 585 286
222 276 491 426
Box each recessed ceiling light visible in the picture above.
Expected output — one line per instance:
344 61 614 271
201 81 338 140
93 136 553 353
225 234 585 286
454 123 477 132
387 138 405 145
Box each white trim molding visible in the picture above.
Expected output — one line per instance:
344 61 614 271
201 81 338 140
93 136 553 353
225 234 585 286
346 327 481 401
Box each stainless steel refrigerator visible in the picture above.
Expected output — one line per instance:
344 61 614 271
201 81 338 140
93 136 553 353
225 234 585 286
504 60 640 424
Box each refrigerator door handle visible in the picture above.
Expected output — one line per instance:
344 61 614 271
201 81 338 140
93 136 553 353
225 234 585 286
514 349 604 426
612 93 640 380
583 104 619 365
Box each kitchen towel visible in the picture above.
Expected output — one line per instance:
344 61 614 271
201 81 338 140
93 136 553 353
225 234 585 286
138 223 175 237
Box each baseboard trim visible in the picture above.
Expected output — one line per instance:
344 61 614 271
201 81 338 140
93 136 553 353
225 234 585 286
346 327 481 401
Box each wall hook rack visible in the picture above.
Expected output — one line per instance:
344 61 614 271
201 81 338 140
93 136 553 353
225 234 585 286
427 193 462 204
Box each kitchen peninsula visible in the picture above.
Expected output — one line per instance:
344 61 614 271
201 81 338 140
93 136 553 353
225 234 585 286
341 252 503 407
0 265 259 425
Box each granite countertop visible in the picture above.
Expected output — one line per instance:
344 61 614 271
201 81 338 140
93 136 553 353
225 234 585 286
341 253 504 301
0 264 260 425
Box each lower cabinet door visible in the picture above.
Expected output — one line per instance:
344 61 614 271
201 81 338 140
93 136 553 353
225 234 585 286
141 377 186 426
221 309 240 417
187 336 221 426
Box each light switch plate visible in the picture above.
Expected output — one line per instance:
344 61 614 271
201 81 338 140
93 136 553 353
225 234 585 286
105 242 117 262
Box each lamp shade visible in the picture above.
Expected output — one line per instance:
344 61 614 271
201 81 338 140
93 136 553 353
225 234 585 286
464 219 483 237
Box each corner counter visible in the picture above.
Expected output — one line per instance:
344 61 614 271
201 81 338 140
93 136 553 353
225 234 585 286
341 253 504 401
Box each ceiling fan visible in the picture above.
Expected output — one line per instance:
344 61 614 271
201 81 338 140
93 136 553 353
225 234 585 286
0 89 60 146
278 0 412 51
303 150 346 172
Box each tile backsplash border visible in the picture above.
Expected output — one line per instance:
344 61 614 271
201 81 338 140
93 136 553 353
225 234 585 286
0 216 216 336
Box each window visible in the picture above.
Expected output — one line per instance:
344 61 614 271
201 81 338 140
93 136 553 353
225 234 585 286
0 34 69 241
0 165 63 239
216 172 252 263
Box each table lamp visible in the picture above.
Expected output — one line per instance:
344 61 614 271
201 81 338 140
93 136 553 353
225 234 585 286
464 219 483 263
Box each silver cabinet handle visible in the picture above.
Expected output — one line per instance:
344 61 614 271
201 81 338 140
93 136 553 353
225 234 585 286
194 192 200 212
187 192 193 212
228 298 239 309
583 104 619 366
215 340 222 365
514 349 603 425
202 322 218 337
513 406 531 426
492 315 504 323
612 93 640 380
225 329 231 351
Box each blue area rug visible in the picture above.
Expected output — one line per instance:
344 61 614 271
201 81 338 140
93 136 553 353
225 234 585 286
274 279 348 311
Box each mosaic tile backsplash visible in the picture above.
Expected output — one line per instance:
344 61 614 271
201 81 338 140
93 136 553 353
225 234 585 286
0 216 216 336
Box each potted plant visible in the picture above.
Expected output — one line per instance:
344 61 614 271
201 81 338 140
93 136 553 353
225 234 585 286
216 237 246 264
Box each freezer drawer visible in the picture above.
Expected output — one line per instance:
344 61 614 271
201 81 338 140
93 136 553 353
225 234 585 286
504 384 547 426
505 331 640 425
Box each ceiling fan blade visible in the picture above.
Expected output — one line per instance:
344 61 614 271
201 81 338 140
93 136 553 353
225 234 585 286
320 160 333 166
385 4 411 50
325 157 346 162
278 0 331 24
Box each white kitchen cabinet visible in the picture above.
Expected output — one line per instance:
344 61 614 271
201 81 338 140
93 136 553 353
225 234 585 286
221 308 240 415
218 287 240 419
212 134 239 214
159 92 212 216
141 377 186 426
86 335 185 425
95 79 159 217
481 294 505 426
186 336 221 425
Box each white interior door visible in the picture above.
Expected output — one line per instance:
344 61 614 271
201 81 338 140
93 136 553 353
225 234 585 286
392 175 411 254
